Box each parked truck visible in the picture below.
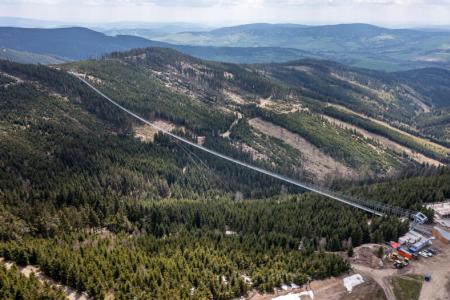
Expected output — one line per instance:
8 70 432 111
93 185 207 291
397 247 413 260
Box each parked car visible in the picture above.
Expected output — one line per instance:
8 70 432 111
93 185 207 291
427 248 437 254
418 251 428 258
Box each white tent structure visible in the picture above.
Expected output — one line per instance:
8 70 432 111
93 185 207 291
343 274 364 293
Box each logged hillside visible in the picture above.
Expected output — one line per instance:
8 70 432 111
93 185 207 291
78 48 450 173
0 59 418 299
3 47 448 187
2 48 450 298
262 60 450 146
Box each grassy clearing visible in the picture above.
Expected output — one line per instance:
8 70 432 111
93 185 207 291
392 275 423 300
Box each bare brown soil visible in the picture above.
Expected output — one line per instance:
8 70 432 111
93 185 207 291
248 117 358 182
350 244 386 269
245 274 385 300
257 99 308 114
224 90 246 105
354 241 450 300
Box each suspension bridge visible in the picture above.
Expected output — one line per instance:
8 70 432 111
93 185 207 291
74 73 423 222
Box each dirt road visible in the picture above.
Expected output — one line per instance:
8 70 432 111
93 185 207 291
222 112 242 138
352 264 397 300
411 242 450 300
353 241 450 300
245 241 450 300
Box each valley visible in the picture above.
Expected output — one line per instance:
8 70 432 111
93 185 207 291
1 40 450 299
1 24 450 71
3 4 450 300
153 23 450 71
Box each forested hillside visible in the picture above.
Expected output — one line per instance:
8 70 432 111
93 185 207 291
0 48 65 64
0 26 313 64
0 264 65 299
101 48 449 171
0 59 407 299
3 24 450 70
1 50 450 298
154 23 450 71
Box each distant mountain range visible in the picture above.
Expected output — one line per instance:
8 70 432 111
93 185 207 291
0 26 313 64
98 24 211 39
0 24 449 70
154 23 450 71
0 17 211 31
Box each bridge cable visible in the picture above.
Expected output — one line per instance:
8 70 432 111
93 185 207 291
75 74 416 218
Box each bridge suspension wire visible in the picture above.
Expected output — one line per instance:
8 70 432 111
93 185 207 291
175 139 216 191
75 74 416 218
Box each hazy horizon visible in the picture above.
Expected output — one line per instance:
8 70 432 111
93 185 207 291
0 0 449 28
0 17 449 31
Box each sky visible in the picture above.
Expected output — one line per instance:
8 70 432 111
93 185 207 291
0 0 450 27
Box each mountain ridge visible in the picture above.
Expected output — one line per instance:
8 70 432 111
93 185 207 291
2 24 450 70
0 26 315 64
1 46 450 299
154 23 450 70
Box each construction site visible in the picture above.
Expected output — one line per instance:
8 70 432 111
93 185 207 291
80 74 450 300
246 201 450 300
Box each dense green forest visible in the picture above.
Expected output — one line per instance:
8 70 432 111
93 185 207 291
1 54 450 299
0 195 409 299
348 166 450 220
0 264 65 299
